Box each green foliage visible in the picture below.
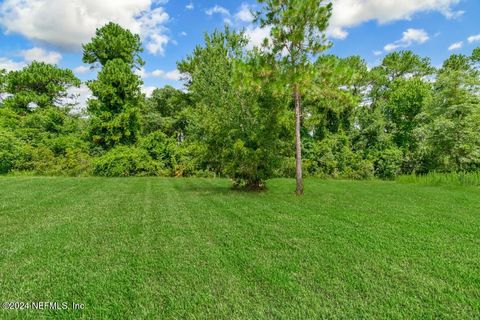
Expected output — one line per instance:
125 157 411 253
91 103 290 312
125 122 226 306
375 50 434 80
138 131 187 176
93 146 160 177
372 147 403 179
1 22 480 184
304 133 374 179
0 129 25 174
383 78 432 149
142 86 190 138
82 22 144 68
397 172 480 187
421 51 480 172
88 59 143 113
257 0 332 66
350 51 436 178
0 104 91 176
257 0 333 194
84 24 144 150
12 145 92 177
2 62 80 112
179 28 289 189
306 55 366 139
88 107 140 149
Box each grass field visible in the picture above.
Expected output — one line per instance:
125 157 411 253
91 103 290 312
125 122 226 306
0 177 479 319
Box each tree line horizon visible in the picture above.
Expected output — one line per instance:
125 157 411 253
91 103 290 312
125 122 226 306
1 0 479 194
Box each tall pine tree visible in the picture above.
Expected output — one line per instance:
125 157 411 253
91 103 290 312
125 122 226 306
83 22 144 150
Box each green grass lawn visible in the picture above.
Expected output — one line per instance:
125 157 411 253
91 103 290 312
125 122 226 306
0 177 479 319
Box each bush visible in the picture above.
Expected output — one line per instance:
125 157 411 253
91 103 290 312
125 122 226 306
0 129 25 174
304 134 374 179
93 146 160 177
274 157 296 178
372 147 403 179
16 145 58 175
58 148 93 176
344 159 375 180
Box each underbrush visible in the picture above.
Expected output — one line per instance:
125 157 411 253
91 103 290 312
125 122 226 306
397 172 480 187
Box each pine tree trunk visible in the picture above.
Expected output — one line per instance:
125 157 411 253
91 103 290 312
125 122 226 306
294 84 304 195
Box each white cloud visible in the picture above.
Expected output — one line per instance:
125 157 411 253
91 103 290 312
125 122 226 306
0 0 171 55
151 69 165 77
186 3 194 10
20 47 62 64
235 4 254 23
206 5 230 17
448 41 463 51
151 69 181 81
0 57 25 71
328 0 462 39
138 7 170 55
73 65 91 74
63 84 92 113
163 69 181 81
134 67 148 79
142 85 156 97
244 25 271 50
384 28 429 52
136 68 182 81
146 33 170 55
180 31 187 37
0 47 63 72
468 34 480 44
373 50 383 56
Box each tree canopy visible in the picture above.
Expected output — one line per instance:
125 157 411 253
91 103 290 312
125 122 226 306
83 23 144 150
2 62 80 113
1 16 480 192
82 22 144 68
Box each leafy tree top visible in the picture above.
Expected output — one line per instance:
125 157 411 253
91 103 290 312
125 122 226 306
3 62 80 112
178 27 247 102
374 51 434 80
256 0 332 67
148 86 190 118
87 58 143 115
472 47 480 63
82 22 144 68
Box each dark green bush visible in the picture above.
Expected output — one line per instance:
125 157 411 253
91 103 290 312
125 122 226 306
372 148 403 179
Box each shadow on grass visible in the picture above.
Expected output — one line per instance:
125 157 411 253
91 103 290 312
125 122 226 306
172 179 268 196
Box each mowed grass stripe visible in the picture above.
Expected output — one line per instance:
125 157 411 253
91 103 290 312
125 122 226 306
0 177 479 319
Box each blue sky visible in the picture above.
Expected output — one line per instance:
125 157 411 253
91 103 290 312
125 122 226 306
1 0 479 98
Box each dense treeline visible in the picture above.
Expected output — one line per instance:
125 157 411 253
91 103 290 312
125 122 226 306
1 12 480 190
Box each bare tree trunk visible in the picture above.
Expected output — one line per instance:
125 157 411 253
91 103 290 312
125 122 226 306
294 84 303 195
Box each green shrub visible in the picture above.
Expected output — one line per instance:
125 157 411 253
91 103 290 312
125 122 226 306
303 134 374 179
93 146 160 177
58 148 93 176
372 148 403 179
0 129 24 174
344 159 375 180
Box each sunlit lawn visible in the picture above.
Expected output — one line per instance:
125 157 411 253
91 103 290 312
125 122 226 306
1 177 479 319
